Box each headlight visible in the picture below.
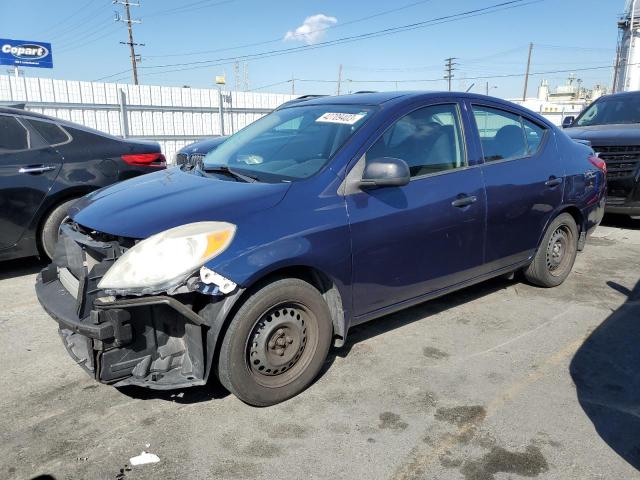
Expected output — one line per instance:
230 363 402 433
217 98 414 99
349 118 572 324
98 222 236 295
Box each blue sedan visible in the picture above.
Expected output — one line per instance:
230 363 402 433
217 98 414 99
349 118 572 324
36 92 606 406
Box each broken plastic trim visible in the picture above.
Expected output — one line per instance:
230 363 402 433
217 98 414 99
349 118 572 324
199 266 237 294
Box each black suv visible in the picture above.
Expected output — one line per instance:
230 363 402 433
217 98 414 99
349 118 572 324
564 91 640 219
0 107 165 261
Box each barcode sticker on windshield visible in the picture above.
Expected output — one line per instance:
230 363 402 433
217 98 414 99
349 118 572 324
316 112 366 125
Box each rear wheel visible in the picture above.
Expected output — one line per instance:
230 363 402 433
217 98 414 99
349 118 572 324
524 213 578 287
40 198 79 260
217 278 333 406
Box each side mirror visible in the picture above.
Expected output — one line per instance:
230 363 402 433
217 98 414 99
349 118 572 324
562 116 575 128
359 157 410 188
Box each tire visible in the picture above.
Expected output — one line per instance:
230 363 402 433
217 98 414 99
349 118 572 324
218 278 333 406
40 198 79 260
524 213 578 288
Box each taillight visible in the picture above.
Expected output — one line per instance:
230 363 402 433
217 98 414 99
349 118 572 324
588 155 606 174
121 152 166 167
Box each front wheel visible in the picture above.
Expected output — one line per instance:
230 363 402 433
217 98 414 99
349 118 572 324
524 213 578 288
217 278 333 406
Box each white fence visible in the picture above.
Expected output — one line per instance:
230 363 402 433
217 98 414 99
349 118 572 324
0 75 297 161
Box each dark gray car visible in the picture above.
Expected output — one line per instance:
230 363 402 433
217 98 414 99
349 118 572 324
564 91 640 219
0 107 165 261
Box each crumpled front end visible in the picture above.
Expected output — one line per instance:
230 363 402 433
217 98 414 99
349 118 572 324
35 222 227 389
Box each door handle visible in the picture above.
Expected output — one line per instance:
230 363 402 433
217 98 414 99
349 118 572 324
18 165 57 174
545 176 563 187
451 195 478 208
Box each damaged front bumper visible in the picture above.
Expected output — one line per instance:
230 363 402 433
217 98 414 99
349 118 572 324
35 223 231 390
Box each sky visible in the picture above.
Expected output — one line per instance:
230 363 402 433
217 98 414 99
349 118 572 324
0 0 626 99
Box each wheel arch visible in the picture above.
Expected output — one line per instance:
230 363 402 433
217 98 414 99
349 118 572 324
536 205 585 254
200 264 348 383
34 186 100 254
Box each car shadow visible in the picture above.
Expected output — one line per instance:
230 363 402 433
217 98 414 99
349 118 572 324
569 278 640 471
601 214 640 230
330 275 516 360
0 256 45 281
119 277 517 406
116 379 230 404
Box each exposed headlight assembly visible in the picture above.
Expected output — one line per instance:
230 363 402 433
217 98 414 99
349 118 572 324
98 222 236 295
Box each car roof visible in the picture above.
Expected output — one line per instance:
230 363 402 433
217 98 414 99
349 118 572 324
281 91 549 124
0 105 159 147
292 91 414 106
282 91 523 108
0 105 62 121
591 90 639 101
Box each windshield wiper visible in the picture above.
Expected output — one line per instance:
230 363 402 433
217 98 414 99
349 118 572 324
204 165 258 183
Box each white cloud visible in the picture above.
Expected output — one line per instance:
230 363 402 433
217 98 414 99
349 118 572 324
284 14 338 45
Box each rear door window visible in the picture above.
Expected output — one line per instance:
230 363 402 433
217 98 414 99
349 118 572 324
0 115 29 151
28 119 70 146
472 106 547 162
472 106 526 162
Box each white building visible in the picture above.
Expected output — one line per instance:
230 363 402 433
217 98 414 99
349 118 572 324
512 77 608 126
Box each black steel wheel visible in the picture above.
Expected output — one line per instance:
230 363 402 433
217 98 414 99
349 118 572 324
546 224 572 276
247 302 318 387
524 213 578 288
217 278 333 406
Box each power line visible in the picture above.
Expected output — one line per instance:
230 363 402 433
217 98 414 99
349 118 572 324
249 80 293 92
56 26 121 54
55 22 118 51
145 0 236 18
263 63 621 90
48 8 110 42
351 64 619 84
345 46 531 73
94 0 543 82
146 0 521 69
106 59 618 91
535 43 615 52
39 0 101 38
143 0 436 59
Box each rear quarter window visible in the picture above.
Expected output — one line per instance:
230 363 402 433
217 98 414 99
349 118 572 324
28 119 70 146
522 118 546 155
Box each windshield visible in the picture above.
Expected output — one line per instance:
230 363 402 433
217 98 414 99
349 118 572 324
576 95 640 126
203 104 374 182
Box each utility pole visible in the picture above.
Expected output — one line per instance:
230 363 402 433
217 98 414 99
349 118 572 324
522 42 533 101
233 61 240 92
625 0 638 91
485 82 497 96
613 44 621 92
336 64 343 95
243 63 249 91
114 0 143 85
291 74 296 95
444 57 457 92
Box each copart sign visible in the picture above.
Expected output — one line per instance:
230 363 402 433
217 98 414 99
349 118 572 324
0 39 53 68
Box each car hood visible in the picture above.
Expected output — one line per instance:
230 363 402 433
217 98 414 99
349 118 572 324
565 124 640 145
178 136 228 155
69 167 290 238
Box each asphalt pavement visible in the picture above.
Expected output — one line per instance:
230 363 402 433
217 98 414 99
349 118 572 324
1 216 639 480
